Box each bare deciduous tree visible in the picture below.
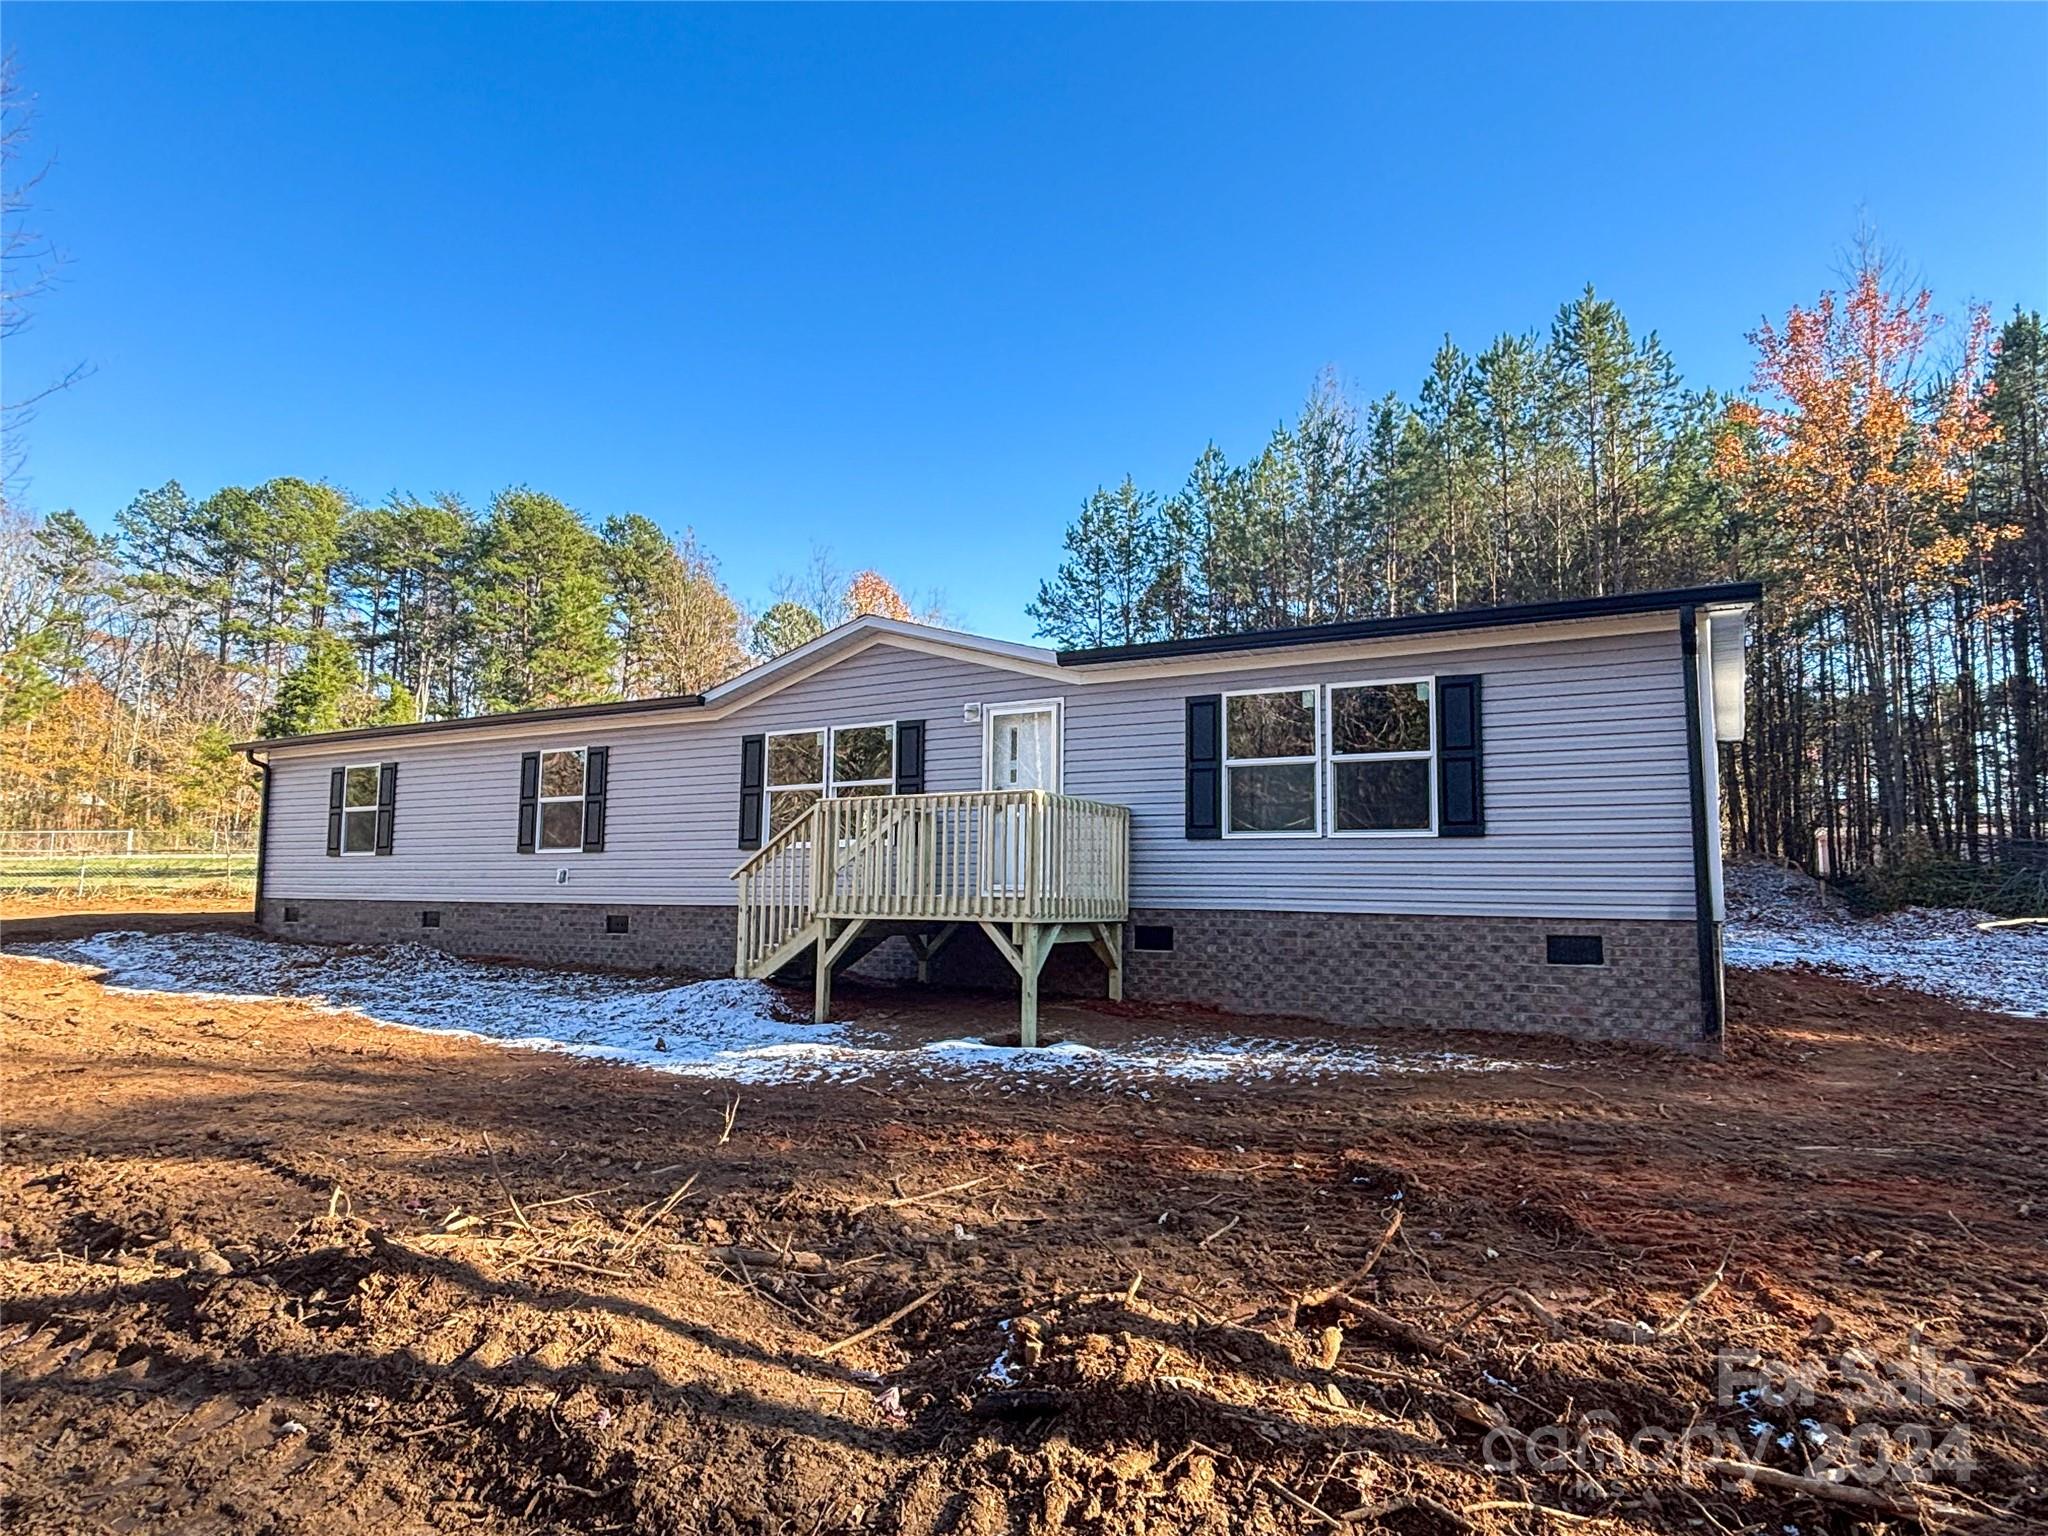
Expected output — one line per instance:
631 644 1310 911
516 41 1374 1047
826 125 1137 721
2 49 90 499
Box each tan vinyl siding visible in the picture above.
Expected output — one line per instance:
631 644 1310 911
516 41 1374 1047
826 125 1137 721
264 626 1696 921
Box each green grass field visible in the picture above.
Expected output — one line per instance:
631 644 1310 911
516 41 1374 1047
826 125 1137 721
0 852 258 904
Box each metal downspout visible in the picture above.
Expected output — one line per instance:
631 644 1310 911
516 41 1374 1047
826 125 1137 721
1679 607 1725 1045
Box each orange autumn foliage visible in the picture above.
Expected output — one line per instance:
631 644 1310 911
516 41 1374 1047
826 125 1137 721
1715 260 2005 621
1714 251 2017 848
844 569 912 622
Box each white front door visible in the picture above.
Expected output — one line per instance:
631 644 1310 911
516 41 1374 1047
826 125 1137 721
986 704 1061 793
984 703 1061 892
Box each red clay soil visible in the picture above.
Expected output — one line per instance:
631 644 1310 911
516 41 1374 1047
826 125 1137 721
0 898 252 932
1 927 2043 1534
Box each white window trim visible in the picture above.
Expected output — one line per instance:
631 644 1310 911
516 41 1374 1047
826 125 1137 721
827 720 897 797
763 727 826 839
763 721 899 839
1324 677 1438 838
1220 685 1321 839
537 746 588 854
340 761 382 857
981 698 1065 793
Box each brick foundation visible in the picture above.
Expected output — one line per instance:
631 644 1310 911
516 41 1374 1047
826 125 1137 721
260 897 734 973
260 898 1710 1048
257 897 923 983
1113 907 1711 1049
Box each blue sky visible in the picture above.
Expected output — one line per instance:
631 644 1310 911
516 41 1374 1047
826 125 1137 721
7 3 2045 635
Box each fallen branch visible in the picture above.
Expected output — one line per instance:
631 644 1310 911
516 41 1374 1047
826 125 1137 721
865 1175 990 1212
1199 1215 1240 1249
1461 1499 1609 1525
817 1284 945 1357
1347 1363 1504 1431
1659 1243 1731 1337
1298 1208 1403 1313
616 1173 698 1259
1263 1475 1348 1530
515 1253 633 1280
1698 1458 1977 1521
1503 1286 1567 1339
1337 1294 1468 1361
480 1133 532 1235
695 1243 832 1274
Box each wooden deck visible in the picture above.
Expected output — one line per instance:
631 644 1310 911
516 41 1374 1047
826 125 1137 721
732 789 1131 1045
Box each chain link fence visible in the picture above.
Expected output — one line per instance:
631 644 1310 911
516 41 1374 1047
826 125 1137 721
0 831 258 907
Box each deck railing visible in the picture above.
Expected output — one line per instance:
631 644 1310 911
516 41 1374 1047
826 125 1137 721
731 813 820 977
732 789 1130 977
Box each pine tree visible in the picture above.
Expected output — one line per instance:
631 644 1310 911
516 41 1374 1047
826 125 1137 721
1026 479 1159 647
465 487 618 712
260 628 359 738
600 512 673 695
338 493 473 719
1296 375 1367 623
753 600 825 657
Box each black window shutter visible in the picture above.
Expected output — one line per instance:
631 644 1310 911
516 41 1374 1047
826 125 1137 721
374 762 398 855
1436 674 1485 837
737 734 765 849
894 719 926 794
582 746 609 853
326 767 345 856
517 752 540 853
1185 694 1222 840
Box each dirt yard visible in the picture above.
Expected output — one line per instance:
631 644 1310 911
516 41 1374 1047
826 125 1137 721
2 921 2043 1534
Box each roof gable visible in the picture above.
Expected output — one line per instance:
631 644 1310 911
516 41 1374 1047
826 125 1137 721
702 615 1060 706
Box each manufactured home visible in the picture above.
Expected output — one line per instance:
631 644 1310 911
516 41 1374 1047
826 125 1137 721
235 582 1757 1051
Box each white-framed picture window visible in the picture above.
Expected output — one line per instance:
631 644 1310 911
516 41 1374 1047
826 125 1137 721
538 747 587 851
340 763 381 855
765 729 825 838
1327 679 1436 835
1223 686 1320 836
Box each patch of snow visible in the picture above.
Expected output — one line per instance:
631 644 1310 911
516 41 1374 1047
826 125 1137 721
10 930 1530 1087
1725 903 2048 1019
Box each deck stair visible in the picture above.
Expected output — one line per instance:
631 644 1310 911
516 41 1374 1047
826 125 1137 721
732 789 1130 1045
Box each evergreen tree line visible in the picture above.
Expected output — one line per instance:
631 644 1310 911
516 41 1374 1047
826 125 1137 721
1029 271 2047 885
0 482 923 839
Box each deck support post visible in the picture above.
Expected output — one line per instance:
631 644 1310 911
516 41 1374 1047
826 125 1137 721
1088 922 1124 1002
813 919 834 1023
909 922 961 985
1018 923 1049 1049
812 917 871 1023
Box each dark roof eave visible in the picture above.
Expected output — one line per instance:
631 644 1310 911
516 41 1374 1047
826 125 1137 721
1054 581 1763 667
233 691 706 755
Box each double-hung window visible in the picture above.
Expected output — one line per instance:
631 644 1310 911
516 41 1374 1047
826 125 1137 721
340 764 381 854
1220 679 1438 837
765 722 896 836
1223 687 1320 836
831 722 895 798
1328 680 1435 834
765 730 825 838
538 748 587 851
